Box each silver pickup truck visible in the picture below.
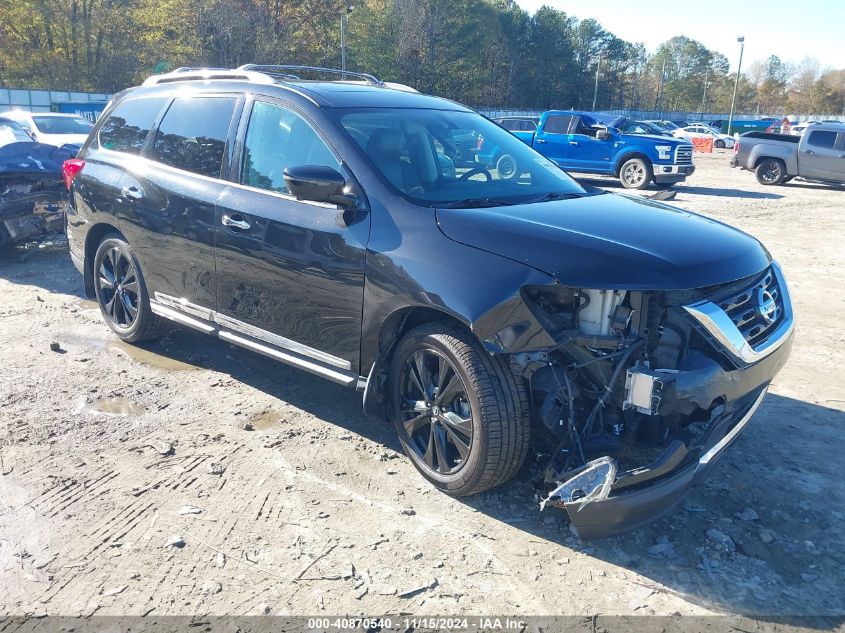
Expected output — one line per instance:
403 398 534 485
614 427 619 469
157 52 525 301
730 122 845 186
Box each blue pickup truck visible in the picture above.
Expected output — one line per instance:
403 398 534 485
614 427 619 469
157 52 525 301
480 111 695 189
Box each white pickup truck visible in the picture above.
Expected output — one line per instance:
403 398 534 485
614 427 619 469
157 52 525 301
730 122 845 186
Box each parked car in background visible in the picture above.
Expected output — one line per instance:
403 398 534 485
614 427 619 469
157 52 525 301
730 123 845 186
0 119 34 146
0 111 93 146
674 123 736 148
64 65 792 538
619 120 674 137
483 110 694 189
789 121 817 136
494 116 539 132
670 119 689 128
642 119 680 132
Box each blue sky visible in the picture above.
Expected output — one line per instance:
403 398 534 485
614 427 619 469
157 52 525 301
513 0 844 70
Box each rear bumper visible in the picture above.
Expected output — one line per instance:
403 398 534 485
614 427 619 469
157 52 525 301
565 386 770 539
653 163 695 183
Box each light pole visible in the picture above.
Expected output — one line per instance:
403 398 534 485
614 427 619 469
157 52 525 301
727 36 745 135
591 54 601 111
340 4 354 71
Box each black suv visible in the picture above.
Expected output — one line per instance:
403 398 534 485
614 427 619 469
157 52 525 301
65 66 794 538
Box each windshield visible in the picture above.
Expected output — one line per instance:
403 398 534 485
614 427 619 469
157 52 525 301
336 108 586 207
0 120 33 146
32 116 93 135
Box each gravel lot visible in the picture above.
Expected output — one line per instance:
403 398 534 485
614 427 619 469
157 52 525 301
1 151 843 619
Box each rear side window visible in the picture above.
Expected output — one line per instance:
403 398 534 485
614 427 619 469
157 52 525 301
149 97 237 178
98 97 169 154
544 115 573 134
807 130 836 149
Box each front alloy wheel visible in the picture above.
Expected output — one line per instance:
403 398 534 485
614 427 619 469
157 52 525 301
619 157 653 189
389 323 530 496
399 349 474 475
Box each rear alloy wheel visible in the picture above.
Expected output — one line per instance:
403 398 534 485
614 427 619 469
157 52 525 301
495 153 518 180
389 323 530 496
755 158 786 185
715 139 726 148
619 157 653 189
93 235 166 342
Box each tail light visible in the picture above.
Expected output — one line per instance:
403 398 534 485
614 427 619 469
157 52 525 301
62 158 85 190
734 140 739 154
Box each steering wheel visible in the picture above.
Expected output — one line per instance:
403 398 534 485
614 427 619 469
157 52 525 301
459 167 492 182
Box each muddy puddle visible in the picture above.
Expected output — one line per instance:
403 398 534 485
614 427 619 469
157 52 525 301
82 397 146 417
59 333 197 372
249 410 284 430
73 299 99 311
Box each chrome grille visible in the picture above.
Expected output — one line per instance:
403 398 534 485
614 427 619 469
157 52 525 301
675 145 693 164
716 268 784 347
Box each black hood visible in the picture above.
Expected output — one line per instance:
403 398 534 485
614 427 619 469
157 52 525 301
436 193 771 290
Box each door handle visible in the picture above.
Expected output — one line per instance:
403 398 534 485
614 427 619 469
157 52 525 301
801 149 814 154
569 141 579 146
536 139 547 144
222 214 251 231
120 185 144 200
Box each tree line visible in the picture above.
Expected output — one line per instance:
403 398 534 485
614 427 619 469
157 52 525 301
1 0 843 115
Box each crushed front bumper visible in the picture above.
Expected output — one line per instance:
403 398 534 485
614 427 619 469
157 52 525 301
562 386 770 539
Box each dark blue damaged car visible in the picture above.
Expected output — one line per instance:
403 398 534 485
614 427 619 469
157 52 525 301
0 119 79 246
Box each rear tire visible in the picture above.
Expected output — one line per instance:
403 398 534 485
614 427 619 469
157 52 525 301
93 234 166 343
755 158 786 185
388 322 530 496
495 153 518 180
715 139 726 149
619 158 653 189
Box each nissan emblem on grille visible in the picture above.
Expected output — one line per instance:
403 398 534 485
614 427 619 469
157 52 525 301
756 288 777 325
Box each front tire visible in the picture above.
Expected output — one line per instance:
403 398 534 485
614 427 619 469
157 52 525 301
619 157 653 189
389 322 530 496
93 234 165 343
715 139 726 149
755 158 786 185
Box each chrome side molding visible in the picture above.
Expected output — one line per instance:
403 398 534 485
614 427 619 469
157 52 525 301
150 294 360 387
684 261 794 366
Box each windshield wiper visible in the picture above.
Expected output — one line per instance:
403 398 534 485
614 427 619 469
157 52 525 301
438 197 517 209
521 192 587 204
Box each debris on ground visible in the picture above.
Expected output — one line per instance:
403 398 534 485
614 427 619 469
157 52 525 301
165 535 186 548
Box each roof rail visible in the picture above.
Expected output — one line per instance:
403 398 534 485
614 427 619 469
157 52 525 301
237 64 383 86
142 68 275 87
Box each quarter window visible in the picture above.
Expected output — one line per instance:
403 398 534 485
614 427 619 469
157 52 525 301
98 97 169 154
807 130 836 149
149 97 237 178
240 101 341 194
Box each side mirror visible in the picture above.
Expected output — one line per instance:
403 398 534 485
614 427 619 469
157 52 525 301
596 127 610 140
283 165 357 209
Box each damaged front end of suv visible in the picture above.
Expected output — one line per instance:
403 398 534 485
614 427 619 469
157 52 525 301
508 264 793 538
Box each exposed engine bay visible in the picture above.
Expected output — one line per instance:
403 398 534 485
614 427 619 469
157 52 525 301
513 265 793 536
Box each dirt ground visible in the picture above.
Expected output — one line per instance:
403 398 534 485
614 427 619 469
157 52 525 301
1 151 844 620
